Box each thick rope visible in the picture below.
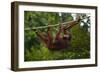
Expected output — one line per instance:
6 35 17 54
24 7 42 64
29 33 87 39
24 20 77 30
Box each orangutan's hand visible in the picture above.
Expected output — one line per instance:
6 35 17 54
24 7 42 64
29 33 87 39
76 16 81 22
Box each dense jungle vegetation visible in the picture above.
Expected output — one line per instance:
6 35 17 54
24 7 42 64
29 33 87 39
24 11 90 61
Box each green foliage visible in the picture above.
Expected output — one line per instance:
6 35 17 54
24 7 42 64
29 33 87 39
71 24 90 50
24 11 90 61
24 11 60 27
